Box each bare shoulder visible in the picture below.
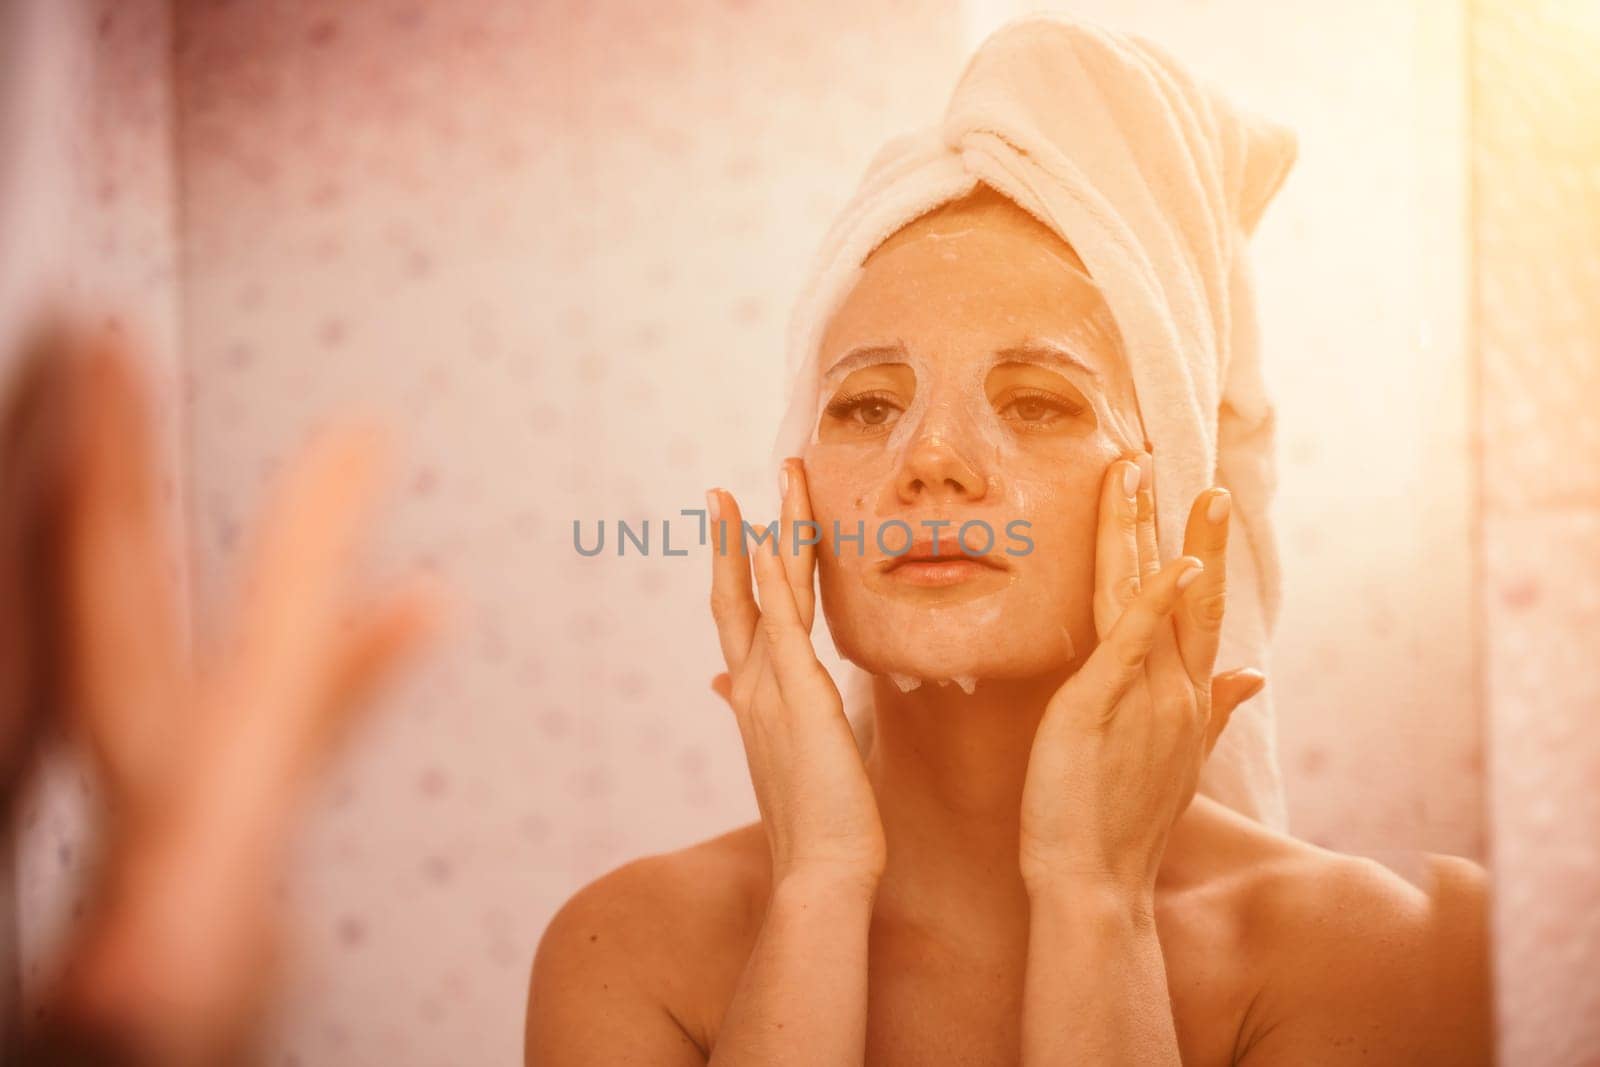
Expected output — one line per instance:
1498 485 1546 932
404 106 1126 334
1183 803 1491 1065
524 822 769 1066
532 820 769 964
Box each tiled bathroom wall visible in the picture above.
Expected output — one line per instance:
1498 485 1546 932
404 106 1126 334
7 1 1596 1064
1473 1 1600 1061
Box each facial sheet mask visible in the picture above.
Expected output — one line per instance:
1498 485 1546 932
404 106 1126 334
801 288 1145 693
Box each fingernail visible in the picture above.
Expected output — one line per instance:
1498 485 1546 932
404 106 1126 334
1121 460 1140 497
1176 557 1204 591
705 488 721 521
1207 489 1231 524
1137 452 1153 492
778 462 790 499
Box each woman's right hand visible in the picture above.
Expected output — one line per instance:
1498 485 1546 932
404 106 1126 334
706 458 885 891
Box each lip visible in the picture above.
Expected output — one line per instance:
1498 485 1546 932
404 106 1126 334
879 535 1011 579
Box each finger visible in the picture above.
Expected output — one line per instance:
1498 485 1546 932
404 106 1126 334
1173 486 1231 691
0 318 76 784
707 487 759 673
733 626 772 710
1134 451 1160 582
313 574 449 761
778 458 819 633
1076 553 1204 710
66 327 188 796
1133 451 1188 714
1092 455 1144 640
224 422 389 724
710 672 733 707
248 576 449 789
749 533 830 709
1206 668 1264 757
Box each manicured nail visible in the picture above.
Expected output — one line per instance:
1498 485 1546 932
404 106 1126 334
778 462 790 499
1176 557 1204 591
1206 489 1231 524
705 488 721 521
1137 452 1153 492
1121 460 1140 497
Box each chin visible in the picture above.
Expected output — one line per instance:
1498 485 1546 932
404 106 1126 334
827 600 1083 683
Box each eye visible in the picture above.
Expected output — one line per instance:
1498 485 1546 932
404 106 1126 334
823 390 904 433
997 388 1087 429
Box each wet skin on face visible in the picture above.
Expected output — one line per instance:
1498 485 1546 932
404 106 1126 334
804 184 1146 684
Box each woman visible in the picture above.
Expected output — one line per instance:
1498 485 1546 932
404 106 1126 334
526 17 1489 1066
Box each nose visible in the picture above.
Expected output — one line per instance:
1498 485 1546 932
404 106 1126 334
893 428 989 505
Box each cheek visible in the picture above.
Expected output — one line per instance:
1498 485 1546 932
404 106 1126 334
1000 439 1118 546
801 442 886 515
1000 482 1097 618
800 453 873 590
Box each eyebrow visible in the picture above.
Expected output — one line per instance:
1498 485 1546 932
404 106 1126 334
993 340 1104 383
822 338 1104 382
821 341 910 380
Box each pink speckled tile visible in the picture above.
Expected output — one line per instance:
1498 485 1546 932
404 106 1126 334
1484 511 1600 1066
1473 2 1600 512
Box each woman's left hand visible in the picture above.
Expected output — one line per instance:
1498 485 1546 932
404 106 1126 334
1018 452 1263 898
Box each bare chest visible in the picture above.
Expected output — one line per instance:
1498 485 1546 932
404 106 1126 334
861 928 1026 1067
701 907 1250 1067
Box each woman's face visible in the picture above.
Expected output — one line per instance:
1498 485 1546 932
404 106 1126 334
802 186 1145 685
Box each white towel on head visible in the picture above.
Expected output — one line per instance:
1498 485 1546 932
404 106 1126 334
770 12 1296 829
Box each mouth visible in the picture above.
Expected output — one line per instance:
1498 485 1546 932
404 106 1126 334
879 536 1010 587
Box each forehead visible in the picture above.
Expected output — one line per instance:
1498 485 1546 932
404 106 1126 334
817 188 1129 387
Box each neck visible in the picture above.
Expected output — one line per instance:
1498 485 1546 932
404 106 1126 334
862 669 1068 936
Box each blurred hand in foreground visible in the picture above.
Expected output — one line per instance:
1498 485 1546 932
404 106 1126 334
6 316 448 1066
